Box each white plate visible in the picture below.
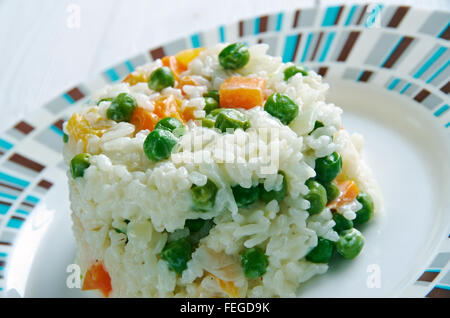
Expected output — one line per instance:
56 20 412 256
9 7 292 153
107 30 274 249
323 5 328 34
0 4 449 298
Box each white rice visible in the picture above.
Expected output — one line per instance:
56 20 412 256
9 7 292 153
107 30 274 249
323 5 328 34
64 43 381 297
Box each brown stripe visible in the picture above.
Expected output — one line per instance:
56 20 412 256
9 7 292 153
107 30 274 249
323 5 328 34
0 182 23 192
239 21 244 37
53 119 64 131
439 24 450 40
359 71 373 82
14 121 34 135
38 179 53 190
318 67 328 77
8 153 45 173
334 6 344 25
66 87 84 102
426 286 450 298
292 34 302 62
414 89 431 103
11 216 25 221
257 39 263 44
382 36 414 68
0 242 11 246
259 16 268 33
21 202 35 208
387 6 410 28
441 81 450 94
356 4 368 25
293 10 300 28
0 201 12 207
337 31 360 62
310 32 323 61
417 271 440 282
149 47 165 60
0 151 3 156
0 260 4 267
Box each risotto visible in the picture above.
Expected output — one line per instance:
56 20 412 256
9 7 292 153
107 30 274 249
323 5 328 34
63 43 381 298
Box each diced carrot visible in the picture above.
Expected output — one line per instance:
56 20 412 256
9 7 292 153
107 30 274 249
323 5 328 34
182 106 197 122
219 77 266 109
175 47 205 68
162 56 187 81
328 180 359 209
209 273 239 298
130 107 159 133
153 95 184 122
177 75 198 90
122 72 147 86
66 112 108 151
82 263 112 297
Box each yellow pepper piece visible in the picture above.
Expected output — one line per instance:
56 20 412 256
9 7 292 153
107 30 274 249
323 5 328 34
175 47 206 68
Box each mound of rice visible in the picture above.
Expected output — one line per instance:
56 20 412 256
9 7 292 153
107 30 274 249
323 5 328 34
63 43 381 297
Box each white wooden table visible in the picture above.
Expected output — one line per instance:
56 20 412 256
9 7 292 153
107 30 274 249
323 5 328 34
0 0 448 130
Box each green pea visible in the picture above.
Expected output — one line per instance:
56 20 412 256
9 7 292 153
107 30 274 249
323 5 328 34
333 213 353 234
304 179 327 215
154 117 185 137
284 65 308 81
204 97 219 114
259 172 287 203
204 90 220 103
70 153 91 179
106 93 137 122
218 43 250 70
336 228 365 259
148 66 175 91
322 181 340 203
191 179 218 212
161 238 192 274
97 97 114 105
354 192 374 225
308 121 324 135
306 237 334 263
232 184 260 207
264 93 299 125
143 129 178 162
314 152 342 184
214 108 250 133
240 247 269 279
63 133 69 143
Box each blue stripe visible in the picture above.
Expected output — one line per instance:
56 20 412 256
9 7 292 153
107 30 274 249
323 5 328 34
0 192 17 200
388 78 400 90
282 35 298 62
219 26 225 43
105 69 120 82
446 122 450 128
400 82 411 94
322 6 341 26
50 125 64 136
7 218 23 229
25 195 39 204
301 33 313 62
426 60 449 84
0 172 29 188
0 204 10 215
435 284 450 290
413 47 447 79
357 71 365 82
318 32 336 62
0 139 13 151
344 5 357 26
124 61 134 73
434 104 449 117
381 37 404 67
0 252 7 257
426 269 441 273
254 17 260 35
16 209 29 215
364 4 383 27
0 266 3 271
276 13 283 31
191 34 201 48
438 22 450 38
62 94 74 104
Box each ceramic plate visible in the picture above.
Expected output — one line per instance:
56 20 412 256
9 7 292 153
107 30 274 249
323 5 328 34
0 3 449 298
